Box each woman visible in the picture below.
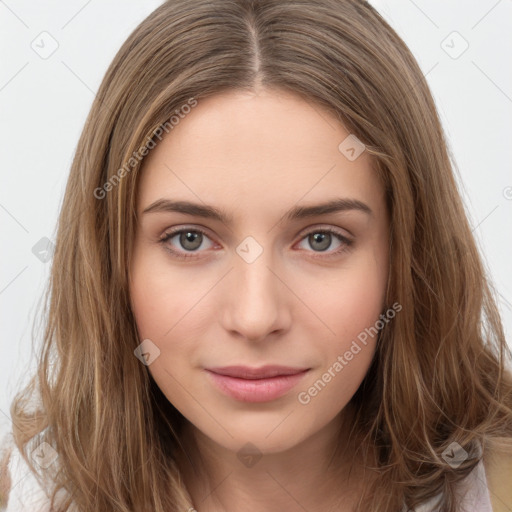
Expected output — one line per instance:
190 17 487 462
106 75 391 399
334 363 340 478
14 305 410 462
4 0 512 510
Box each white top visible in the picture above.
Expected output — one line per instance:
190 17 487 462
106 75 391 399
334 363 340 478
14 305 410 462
1 435 494 512
2 439 55 512
412 456 494 511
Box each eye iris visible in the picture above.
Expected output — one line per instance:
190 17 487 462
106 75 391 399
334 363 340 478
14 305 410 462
309 232 331 251
180 231 202 251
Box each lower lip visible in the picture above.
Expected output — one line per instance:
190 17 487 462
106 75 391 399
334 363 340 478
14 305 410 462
205 369 310 403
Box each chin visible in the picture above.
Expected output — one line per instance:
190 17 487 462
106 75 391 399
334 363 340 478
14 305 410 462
189 407 322 457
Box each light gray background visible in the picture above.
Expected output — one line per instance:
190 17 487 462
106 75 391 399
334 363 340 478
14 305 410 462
1 0 511 436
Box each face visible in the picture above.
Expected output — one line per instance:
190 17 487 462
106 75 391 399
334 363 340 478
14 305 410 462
129 88 390 456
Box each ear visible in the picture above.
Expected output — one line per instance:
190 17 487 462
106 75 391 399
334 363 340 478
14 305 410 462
483 437 512 512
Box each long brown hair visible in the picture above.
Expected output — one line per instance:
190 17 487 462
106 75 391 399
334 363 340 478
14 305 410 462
6 0 512 510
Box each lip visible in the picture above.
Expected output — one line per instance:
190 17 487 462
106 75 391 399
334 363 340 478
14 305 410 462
205 365 310 402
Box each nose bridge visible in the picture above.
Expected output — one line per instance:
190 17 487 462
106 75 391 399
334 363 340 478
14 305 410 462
223 236 287 340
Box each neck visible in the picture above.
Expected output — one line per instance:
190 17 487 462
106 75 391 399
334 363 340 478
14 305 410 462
175 404 371 512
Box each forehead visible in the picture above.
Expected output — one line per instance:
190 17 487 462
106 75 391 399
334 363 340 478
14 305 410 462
136 89 384 219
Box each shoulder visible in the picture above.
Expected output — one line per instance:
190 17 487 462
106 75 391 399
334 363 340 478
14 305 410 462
483 436 512 512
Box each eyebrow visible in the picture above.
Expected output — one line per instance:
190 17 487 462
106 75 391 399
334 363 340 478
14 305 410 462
142 197 372 223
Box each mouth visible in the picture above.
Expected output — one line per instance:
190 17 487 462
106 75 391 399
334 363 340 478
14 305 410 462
204 365 310 402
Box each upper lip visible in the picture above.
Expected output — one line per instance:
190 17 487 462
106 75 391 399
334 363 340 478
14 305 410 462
206 365 310 379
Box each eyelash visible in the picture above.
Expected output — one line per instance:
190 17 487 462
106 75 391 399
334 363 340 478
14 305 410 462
159 226 353 261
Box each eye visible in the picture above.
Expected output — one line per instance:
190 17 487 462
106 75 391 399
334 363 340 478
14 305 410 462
295 228 353 258
159 226 353 260
159 227 216 260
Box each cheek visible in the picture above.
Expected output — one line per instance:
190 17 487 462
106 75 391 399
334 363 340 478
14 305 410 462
129 246 207 342
296 265 385 414
316 251 387 345
129 250 217 410
296 251 386 401
129 262 203 410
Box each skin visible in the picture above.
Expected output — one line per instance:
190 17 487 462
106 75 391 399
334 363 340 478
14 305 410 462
128 88 390 511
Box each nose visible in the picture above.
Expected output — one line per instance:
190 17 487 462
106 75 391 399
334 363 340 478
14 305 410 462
221 246 292 343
